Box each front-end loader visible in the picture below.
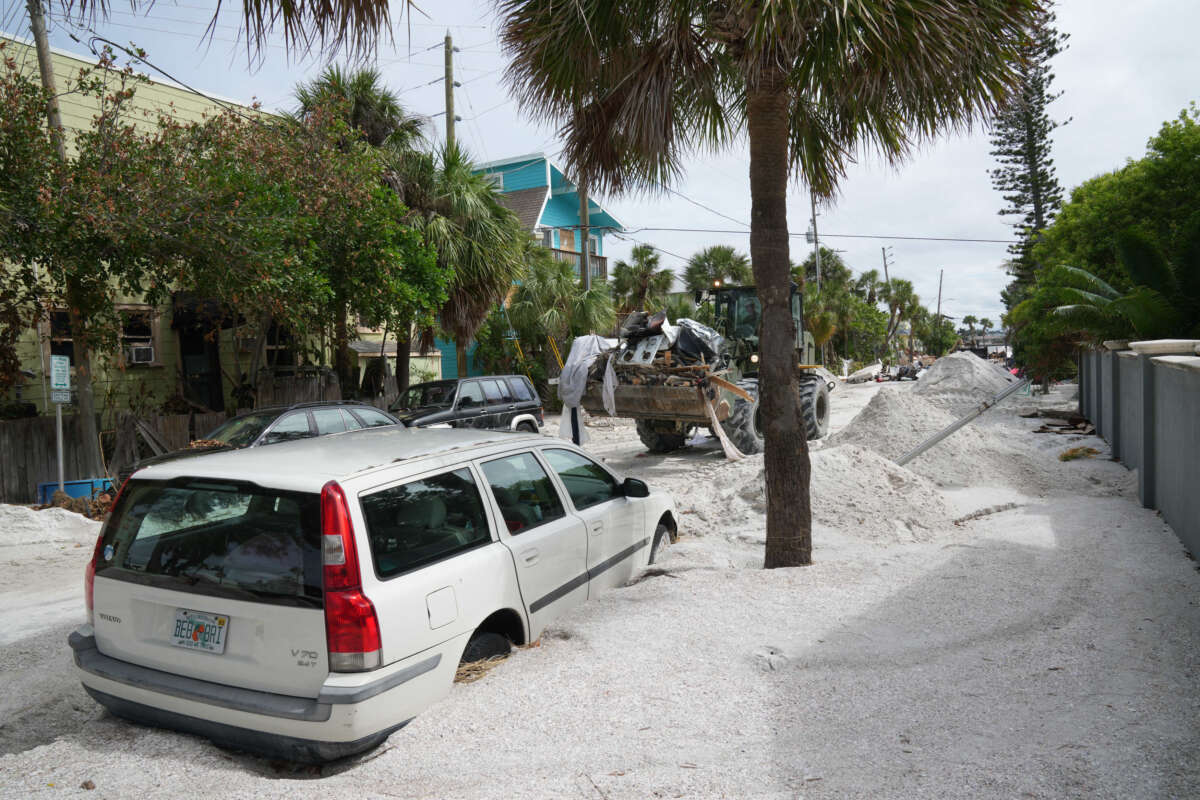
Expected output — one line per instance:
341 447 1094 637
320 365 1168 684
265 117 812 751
579 283 831 456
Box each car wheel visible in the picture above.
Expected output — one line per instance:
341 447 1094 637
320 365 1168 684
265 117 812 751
517 421 538 433
649 523 672 564
461 631 511 663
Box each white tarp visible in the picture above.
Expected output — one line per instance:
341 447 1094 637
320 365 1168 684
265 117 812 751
846 360 883 384
557 334 617 444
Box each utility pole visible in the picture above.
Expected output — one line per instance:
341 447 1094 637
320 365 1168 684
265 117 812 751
444 31 455 147
578 186 591 291
880 246 891 284
810 191 820 292
26 0 104 477
936 269 944 322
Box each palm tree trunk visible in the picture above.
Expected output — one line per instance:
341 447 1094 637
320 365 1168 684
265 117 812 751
456 338 469 378
748 74 812 568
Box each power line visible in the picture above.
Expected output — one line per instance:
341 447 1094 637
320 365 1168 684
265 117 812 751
618 226 1010 244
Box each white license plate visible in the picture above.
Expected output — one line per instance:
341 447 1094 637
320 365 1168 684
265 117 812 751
170 608 230 654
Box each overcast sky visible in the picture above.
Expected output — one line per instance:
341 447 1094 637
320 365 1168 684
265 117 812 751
9 0 1198 325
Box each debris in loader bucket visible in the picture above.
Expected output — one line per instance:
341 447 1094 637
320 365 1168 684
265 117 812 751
573 291 831 457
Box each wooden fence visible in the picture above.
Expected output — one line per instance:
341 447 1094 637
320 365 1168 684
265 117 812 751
254 371 341 408
0 410 227 504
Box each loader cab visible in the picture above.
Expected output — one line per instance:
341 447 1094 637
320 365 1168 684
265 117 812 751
702 283 815 372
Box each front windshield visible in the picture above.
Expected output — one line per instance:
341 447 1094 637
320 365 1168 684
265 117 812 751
726 291 761 339
396 381 457 411
205 412 278 447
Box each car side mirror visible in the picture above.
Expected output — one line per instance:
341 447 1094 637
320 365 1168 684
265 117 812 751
622 477 650 498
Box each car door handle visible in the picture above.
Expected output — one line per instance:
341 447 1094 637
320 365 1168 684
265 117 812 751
590 520 603 535
519 547 539 565
508 404 517 410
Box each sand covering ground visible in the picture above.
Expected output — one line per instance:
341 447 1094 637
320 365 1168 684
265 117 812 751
0 363 1195 798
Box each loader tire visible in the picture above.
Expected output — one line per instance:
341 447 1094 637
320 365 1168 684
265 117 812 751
798 377 830 440
636 419 689 453
722 379 763 454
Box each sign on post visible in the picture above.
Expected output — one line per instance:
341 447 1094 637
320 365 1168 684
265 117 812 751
49 355 70 493
50 355 70 392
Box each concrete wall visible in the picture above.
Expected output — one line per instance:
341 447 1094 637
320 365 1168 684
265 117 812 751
1081 348 1200 556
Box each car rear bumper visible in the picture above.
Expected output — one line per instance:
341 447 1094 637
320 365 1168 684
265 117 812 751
69 625 461 763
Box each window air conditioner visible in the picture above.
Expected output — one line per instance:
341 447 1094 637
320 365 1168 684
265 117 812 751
128 344 155 364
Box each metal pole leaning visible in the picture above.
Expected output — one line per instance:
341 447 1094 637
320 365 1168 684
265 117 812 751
896 378 1030 466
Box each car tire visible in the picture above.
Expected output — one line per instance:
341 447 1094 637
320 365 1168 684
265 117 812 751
461 631 511 663
517 421 538 433
648 523 672 564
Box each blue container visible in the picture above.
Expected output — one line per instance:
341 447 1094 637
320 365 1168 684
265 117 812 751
37 478 115 506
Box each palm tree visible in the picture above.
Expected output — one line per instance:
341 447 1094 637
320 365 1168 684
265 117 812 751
855 269 883 305
961 315 979 346
387 142 527 380
611 244 676 314
881 278 918 353
509 242 614 373
684 245 752 291
979 317 994 335
295 65 425 149
63 0 398 56
498 0 1035 568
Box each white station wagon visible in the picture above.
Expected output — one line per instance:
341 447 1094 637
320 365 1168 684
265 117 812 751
70 426 677 762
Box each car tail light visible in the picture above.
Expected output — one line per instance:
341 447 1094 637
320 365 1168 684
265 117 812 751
321 481 382 672
86 477 129 626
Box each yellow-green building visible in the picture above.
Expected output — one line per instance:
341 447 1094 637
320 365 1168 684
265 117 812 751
2 33 438 418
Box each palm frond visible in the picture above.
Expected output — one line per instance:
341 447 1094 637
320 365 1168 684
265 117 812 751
1116 227 1176 297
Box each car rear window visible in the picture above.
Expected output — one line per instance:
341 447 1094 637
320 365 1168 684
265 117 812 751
96 480 322 607
360 468 492 579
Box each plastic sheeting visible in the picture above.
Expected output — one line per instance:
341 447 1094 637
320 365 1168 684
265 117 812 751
557 334 617 444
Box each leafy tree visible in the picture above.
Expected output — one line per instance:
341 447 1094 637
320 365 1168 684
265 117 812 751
989 5 1069 307
684 245 752 291
1033 105 1200 289
916 314 958 357
292 65 430 394
794 247 853 295
498 0 1036 567
611 244 675 313
1010 225 1200 348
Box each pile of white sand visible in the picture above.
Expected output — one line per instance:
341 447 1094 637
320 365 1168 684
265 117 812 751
0 504 101 547
671 444 953 544
828 386 1030 488
915 351 1017 413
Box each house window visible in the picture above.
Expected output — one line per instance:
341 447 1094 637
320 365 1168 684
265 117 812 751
119 307 158 366
49 310 74 361
484 172 504 191
541 229 552 248
265 320 298 368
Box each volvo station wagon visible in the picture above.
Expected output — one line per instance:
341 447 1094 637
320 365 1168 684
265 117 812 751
71 427 676 762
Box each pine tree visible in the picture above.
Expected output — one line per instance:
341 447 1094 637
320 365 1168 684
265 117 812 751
989 6 1069 309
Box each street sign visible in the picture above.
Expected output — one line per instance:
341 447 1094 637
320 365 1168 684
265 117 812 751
50 389 71 404
50 355 70 390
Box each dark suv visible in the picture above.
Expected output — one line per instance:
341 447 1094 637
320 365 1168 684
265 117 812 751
121 401 400 479
389 375 543 432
